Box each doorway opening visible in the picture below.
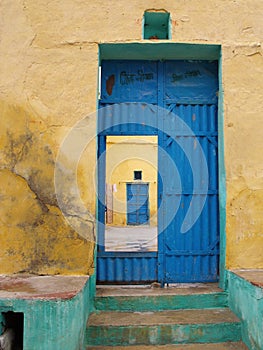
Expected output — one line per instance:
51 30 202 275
1 311 24 350
105 135 158 252
97 57 221 286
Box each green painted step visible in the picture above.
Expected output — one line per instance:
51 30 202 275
95 284 228 312
86 308 242 346
87 342 248 349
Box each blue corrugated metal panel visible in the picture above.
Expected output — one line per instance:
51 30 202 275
164 254 219 283
98 102 158 135
160 136 218 192
161 100 219 283
97 253 158 283
165 104 218 134
97 135 106 252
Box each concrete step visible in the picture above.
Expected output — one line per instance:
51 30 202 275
86 308 242 346
95 284 228 312
87 342 248 349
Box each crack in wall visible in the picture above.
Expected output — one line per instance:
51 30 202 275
10 169 49 213
4 131 33 171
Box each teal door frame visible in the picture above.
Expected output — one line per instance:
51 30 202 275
96 42 226 289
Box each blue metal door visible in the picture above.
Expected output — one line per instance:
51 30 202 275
127 183 149 225
158 61 219 284
97 59 219 284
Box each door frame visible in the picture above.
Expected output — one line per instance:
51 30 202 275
96 43 226 289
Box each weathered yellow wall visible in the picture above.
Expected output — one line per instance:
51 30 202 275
106 136 157 226
0 0 262 274
223 45 263 269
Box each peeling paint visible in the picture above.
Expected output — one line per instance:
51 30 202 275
0 0 262 278
106 74 115 95
0 101 95 275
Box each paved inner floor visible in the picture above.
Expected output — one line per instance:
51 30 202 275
105 225 157 251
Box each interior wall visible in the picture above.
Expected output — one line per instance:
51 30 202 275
106 136 158 226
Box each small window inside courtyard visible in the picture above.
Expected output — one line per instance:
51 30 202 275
143 10 170 39
134 170 142 180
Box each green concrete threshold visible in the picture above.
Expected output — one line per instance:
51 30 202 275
86 309 241 346
95 284 228 311
87 342 248 349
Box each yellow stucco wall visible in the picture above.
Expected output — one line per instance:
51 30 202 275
0 0 262 275
106 136 158 226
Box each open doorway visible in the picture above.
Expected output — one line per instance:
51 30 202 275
105 136 158 252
